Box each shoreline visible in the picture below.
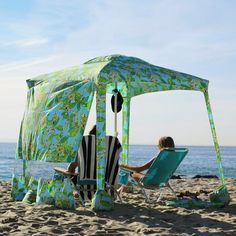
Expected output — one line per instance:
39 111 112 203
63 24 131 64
0 177 235 235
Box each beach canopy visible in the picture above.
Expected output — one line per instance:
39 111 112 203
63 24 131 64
17 54 225 209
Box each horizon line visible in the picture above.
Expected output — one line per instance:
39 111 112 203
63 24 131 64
0 141 235 148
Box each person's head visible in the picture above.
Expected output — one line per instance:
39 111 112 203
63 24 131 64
89 125 96 135
158 136 175 150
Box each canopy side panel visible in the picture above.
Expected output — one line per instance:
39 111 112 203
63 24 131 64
16 79 94 162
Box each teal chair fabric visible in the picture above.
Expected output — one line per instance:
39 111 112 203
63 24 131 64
141 148 188 187
122 148 188 202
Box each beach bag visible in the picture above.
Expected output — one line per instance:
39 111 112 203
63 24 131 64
165 198 219 208
209 185 230 206
36 178 63 205
11 174 30 201
54 178 76 210
91 190 114 211
22 177 39 204
166 185 231 209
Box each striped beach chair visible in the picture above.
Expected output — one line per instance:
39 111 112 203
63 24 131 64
77 135 122 204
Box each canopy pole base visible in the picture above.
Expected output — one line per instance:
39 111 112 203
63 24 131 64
91 190 114 211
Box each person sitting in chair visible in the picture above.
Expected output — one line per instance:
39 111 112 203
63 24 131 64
54 125 96 185
120 136 175 182
66 125 96 177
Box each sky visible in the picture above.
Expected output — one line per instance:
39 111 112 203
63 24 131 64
0 0 235 146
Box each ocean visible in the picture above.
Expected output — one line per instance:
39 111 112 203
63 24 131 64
0 143 236 181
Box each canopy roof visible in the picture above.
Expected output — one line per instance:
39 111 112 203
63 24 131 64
17 54 210 163
27 54 209 97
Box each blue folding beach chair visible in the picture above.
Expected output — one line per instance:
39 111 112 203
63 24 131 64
121 148 188 203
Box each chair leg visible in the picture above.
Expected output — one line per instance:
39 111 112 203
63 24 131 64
78 194 85 207
167 182 178 199
75 186 85 207
139 184 150 203
112 186 123 203
129 176 150 203
143 189 151 203
105 182 123 203
157 190 163 202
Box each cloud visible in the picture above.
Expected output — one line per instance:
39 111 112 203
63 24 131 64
50 1 236 73
0 1 235 144
0 55 60 72
0 37 49 48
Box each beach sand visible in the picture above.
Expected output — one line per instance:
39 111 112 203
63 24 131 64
0 178 235 236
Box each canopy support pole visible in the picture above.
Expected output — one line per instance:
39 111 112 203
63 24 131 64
122 96 130 164
204 91 225 186
92 86 113 211
95 88 106 190
23 159 26 177
114 82 118 137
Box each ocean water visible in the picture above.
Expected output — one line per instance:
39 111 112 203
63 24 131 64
0 143 236 181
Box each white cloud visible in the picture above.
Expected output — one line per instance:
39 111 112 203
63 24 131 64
0 55 60 72
0 1 236 145
0 37 49 48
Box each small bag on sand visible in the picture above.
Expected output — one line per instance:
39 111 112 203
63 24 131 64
91 189 114 211
209 185 230 206
11 174 30 201
54 178 76 210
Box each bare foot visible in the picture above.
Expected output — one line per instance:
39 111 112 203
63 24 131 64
73 191 79 198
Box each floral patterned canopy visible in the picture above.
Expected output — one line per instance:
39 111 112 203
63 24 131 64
17 54 225 194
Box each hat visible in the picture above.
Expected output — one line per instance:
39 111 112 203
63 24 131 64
111 89 124 113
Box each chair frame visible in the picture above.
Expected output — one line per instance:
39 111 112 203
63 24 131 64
75 179 123 206
131 176 178 203
74 135 122 206
120 147 188 203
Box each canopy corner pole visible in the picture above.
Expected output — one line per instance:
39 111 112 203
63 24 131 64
96 86 106 190
114 82 118 137
23 159 26 177
204 91 225 186
122 92 130 164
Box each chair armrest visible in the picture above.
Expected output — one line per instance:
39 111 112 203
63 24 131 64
54 167 79 176
120 167 133 175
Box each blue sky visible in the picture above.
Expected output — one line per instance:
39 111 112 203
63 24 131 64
0 0 235 145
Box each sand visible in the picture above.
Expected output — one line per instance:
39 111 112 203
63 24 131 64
0 178 235 236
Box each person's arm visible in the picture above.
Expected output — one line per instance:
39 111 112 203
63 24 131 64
120 158 155 173
67 161 78 173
